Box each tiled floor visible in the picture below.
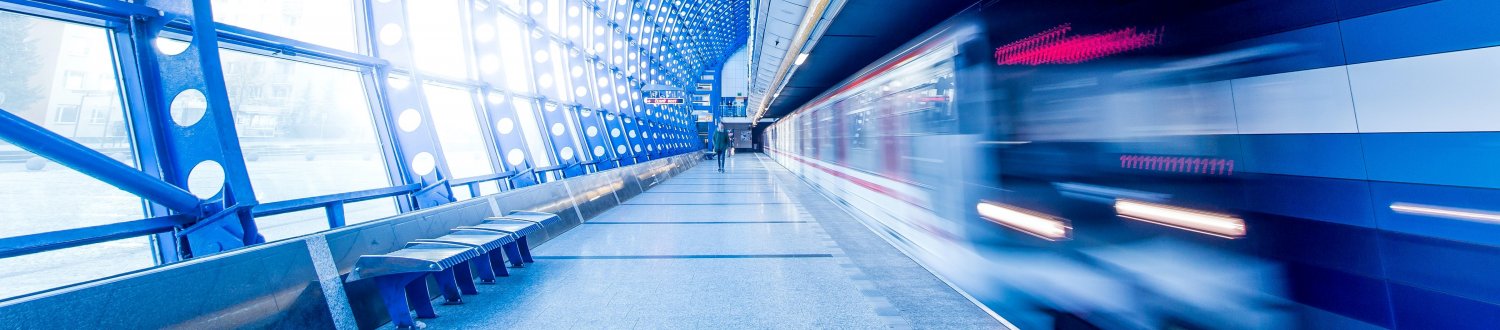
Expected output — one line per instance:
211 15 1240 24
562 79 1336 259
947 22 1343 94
392 154 999 329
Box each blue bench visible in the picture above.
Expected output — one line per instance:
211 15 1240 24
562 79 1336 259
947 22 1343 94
489 211 563 231
348 243 480 328
349 212 555 328
415 230 522 286
456 219 543 266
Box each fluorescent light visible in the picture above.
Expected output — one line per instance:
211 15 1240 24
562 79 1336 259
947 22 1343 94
977 201 1070 240
1391 202 1500 224
795 53 809 65
1115 199 1245 238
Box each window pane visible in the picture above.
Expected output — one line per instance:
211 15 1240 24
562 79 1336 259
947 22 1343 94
212 0 360 52
408 0 470 79
0 237 153 299
560 107 590 162
220 50 391 203
0 12 149 299
512 101 554 167
495 17 532 93
550 42 573 102
256 197 399 241
424 84 495 178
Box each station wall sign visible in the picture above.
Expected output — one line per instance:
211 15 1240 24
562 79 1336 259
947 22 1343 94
645 97 685 105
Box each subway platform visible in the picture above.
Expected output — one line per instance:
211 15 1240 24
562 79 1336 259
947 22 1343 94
390 153 1000 329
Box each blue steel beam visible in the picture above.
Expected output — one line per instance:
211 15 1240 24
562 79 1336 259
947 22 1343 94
0 215 196 259
0 109 203 216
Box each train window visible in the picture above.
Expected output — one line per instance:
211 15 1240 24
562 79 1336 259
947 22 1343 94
212 0 361 53
408 0 471 79
220 50 398 240
0 11 151 299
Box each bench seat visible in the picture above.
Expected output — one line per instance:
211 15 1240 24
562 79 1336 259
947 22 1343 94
350 243 483 328
416 231 521 284
456 219 543 266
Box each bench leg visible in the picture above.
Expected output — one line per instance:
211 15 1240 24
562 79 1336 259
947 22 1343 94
488 252 511 276
435 268 464 305
453 262 479 295
404 278 438 319
377 277 417 328
472 253 498 283
502 242 525 268
517 236 535 263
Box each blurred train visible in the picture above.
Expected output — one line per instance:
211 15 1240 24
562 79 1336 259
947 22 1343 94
766 0 1500 329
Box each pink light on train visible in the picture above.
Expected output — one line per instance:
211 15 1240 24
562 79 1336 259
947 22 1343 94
994 24 1164 66
1120 154 1234 175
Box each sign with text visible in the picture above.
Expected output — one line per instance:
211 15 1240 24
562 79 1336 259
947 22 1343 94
644 97 684 105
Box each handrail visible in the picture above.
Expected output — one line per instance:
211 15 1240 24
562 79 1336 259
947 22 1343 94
251 184 422 217
448 170 518 186
508 167 534 179
533 162 575 173
0 214 196 259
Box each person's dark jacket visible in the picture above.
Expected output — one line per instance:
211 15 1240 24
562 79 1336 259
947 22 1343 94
713 131 729 153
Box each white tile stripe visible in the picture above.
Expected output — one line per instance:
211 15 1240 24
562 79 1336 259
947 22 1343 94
305 235 358 330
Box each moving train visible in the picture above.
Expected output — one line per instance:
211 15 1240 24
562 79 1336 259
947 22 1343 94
767 0 1500 329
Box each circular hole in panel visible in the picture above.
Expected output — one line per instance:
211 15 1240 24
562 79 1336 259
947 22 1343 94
628 130 637 138
593 146 605 157
633 145 641 152
379 24 404 45
568 6 580 17
606 113 617 121
507 149 526 165
529 1 544 13
586 126 598 137
169 89 209 127
616 145 627 154
538 74 553 88
487 92 506 104
574 87 587 97
397 108 423 132
155 36 192 56
410 152 437 176
550 123 565 136
186 160 225 199
496 118 516 134
580 109 592 117
610 128 621 137
570 66 584 78
533 50 549 63
601 94 613 103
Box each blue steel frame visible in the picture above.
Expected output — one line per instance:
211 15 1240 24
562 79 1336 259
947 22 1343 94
0 0 748 296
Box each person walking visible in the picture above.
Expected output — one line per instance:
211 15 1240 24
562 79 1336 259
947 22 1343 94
714 126 730 172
